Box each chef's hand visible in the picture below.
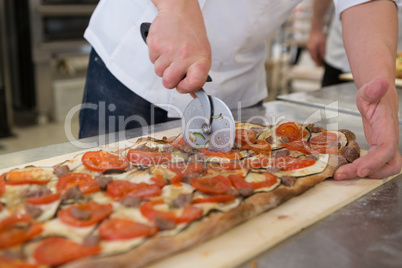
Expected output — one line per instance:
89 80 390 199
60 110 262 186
148 0 211 94
334 77 402 180
307 27 326 66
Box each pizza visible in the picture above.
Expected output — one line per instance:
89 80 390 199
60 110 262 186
0 120 360 267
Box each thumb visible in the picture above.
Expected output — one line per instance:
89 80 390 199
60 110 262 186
356 77 389 104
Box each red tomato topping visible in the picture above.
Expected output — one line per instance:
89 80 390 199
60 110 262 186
273 155 316 171
176 205 203 224
0 256 38 268
241 139 272 153
0 173 5 197
26 192 61 205
190 175 232 195
192 194 237 204
167 162 206 183
235 129 257 145
313 146 339 154
58 202 113 227
106 180 161 199
98 218 157 241
5 169 51 185
56 173 100 194
140 200 177 223
229 173 277 190
33 237 101 266
170 135 186 150
127 149 172 166
228 174 249 190
275 122 303 142
220 160 245 170
82 151 129 173
0 214 43 249
243 157 271 169
282 140 312 155
310 132 338 145
199 149 242 160
248 173 278 189
140 201 202 224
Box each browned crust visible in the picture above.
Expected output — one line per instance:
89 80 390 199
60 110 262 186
64 153 344 268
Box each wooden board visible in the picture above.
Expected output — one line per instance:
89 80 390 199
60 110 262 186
1 127 399 268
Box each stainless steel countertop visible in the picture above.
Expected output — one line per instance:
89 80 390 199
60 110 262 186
0 101 401 268
277 82 402 124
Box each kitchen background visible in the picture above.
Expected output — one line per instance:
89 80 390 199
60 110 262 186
0 0 332 154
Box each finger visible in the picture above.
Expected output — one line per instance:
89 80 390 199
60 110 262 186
176 61 210 94
357 77 389 104
162 62 188 89
319 42 325 64
334 162 358 180
154 57 170 77
367 152 402 179
356 143 397 177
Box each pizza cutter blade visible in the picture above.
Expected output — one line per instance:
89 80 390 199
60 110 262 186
140 22 235 152
182 89 235 152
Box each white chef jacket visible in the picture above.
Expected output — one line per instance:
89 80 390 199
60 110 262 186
84 0 394 117
327 1 402 73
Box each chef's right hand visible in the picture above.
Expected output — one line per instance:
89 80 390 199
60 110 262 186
148 0 211 94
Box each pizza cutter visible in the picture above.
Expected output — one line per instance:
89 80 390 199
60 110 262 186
140 23 235 152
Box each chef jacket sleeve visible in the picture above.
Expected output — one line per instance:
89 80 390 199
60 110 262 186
333 0 402 18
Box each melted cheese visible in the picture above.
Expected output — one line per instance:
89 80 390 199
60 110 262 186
42 218 95 243
161 183 195 203
193 192 242 214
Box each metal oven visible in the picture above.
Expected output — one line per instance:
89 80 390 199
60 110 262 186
28 0 98 122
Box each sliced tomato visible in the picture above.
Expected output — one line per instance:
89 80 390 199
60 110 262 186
0 214 43 249
5 169 51 185
220 160 245 170
313 146 339 154
0 173 5 197
125 184 161 199
192 194 237 204
243 157 271 169
98 218 157 241
273 155 316 171
106 180 161 199
228 174 250 190
127 149 172 166
58 201 113 227
140 200 177 222
310 132 338 145
275 122 303 142
235 129 257 145
167 162 206 183
190 175 232 195
248 173 278 189
82 151 129 172
26 192 61 205
170 135 186 150
56 173 100 194
150 174 166 188
241 139 272 153
106 180 136 198
33 237 101 266
282 140 312 155
0 256 38 268
199 149 242 160
176 205 203 224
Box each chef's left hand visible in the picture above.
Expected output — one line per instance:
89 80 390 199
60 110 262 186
334 77 402 180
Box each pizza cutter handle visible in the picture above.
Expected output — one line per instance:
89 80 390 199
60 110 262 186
140 22 212 82
194 89 213 135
